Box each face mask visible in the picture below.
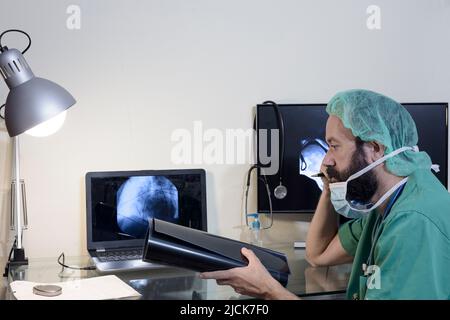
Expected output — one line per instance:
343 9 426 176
328 146 416 219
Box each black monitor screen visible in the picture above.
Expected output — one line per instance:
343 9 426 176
87 170 207 243
257 103 448 213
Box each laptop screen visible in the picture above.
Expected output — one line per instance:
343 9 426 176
85 169 207 250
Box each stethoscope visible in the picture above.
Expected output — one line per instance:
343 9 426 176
261 101 287 200
362 180 407 276
243 100 285 229
244 165 273 229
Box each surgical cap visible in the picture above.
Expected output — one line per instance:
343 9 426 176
326 89 432 176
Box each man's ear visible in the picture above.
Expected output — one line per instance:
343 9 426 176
366 141 386 161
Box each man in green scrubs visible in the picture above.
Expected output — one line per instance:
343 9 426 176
201 89 450 300
312 89 450 299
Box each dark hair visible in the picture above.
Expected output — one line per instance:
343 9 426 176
355 136 365 149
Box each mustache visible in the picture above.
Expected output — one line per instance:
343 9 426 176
326 167 345 182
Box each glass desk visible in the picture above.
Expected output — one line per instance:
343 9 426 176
6 242 351 300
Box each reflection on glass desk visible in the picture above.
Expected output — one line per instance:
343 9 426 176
6 243 352 300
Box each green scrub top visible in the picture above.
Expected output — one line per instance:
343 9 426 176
338 169 450 300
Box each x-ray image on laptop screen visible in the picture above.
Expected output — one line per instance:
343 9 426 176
88 170 207 242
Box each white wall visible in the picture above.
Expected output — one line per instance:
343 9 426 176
0 0 449 263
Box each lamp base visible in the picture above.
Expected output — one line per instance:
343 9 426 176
3 248 28 277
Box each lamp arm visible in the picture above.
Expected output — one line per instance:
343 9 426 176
13 136 24 249
3 135 28 277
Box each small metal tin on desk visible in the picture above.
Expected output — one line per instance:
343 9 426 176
32 285 62 297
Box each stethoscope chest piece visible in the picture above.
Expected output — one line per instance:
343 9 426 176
274 183 287 199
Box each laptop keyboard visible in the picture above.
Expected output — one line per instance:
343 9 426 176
96 249 143 262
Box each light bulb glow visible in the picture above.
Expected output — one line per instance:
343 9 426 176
25 111 67 137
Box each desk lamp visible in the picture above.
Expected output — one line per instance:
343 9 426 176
0 29 76 275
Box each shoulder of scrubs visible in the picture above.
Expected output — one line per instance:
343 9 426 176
365 210 450 300
338 214 372 257
365 169 450 299
391 169 450 238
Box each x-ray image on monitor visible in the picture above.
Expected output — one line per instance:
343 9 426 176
299 138 329 190
257 103 448 213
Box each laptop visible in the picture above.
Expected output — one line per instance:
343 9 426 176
85 169 207 272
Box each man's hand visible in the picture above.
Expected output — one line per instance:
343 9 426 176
199 247 298 300
319 163 331 192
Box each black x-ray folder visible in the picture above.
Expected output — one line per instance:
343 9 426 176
143 218 291 286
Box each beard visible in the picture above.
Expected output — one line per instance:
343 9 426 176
326 146 378 203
